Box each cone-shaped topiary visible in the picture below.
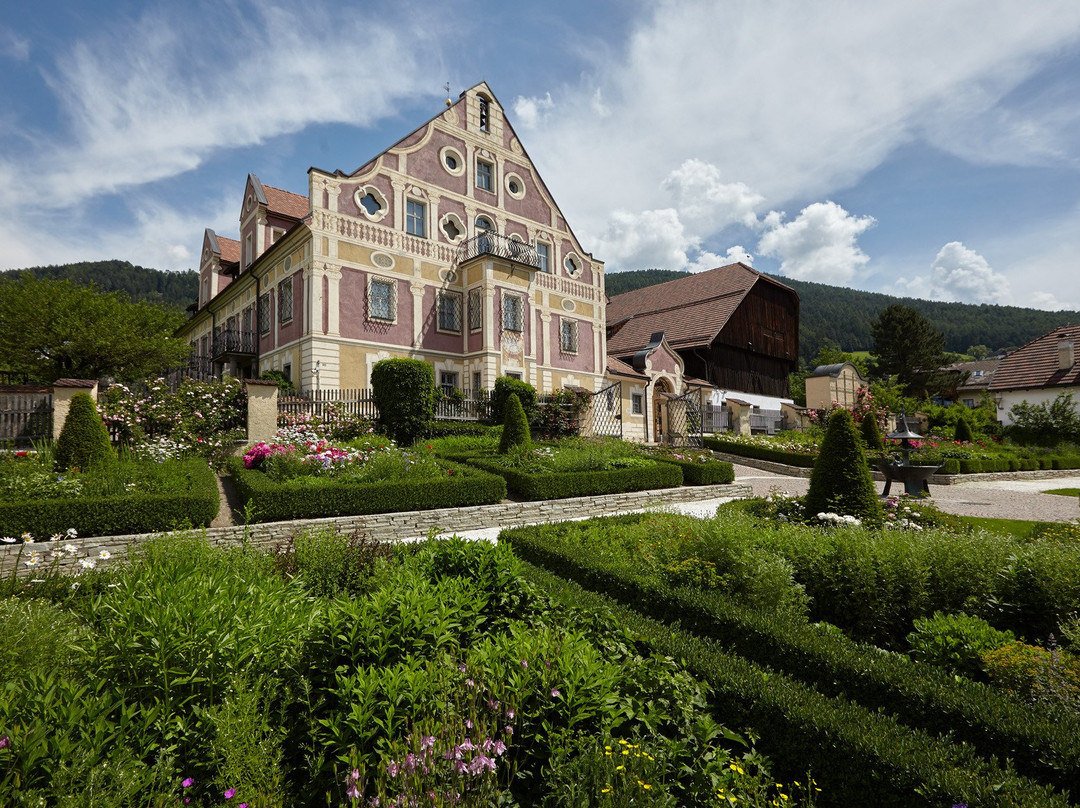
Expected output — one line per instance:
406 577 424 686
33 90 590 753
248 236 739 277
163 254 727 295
805 408 882 524
955 416 974 443
860 409 885 452
498 393 531 454
54 391 116 472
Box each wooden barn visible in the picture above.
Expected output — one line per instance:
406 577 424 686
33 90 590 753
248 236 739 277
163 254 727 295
605 263 799 398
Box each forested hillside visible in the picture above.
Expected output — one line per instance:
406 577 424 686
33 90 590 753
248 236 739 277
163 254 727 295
1 260 197 310
605 268 1080 364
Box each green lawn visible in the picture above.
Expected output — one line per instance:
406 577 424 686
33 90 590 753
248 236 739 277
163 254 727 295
1043 488 1080 497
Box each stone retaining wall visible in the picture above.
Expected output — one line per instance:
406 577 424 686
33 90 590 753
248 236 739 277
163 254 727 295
1 483 751 577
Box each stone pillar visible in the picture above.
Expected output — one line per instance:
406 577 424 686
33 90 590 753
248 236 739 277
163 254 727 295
726 400 752 436
51 379 98 440
245 380 279 445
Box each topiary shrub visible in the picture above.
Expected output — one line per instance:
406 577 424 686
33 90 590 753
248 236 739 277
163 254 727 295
370 358 435 445
490 376 537 425
954 417 974 443
498 393 531 454
805 408 882 524
860 408 885 451
54 392 116 472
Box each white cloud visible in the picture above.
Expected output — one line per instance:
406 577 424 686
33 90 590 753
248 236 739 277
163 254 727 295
0 2 436 211
0 27 29 61
894 241 1012 303
516 0 1080 281
661 159 764 231
1028 291 1079 310
592 208 692 270
513 92 555 129
756 202 875 283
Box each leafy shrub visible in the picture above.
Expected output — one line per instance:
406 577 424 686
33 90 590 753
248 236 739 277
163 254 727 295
370 358 435 445
272 527 392 599
983 641 1080 712
907 612 1017 678
533 388 588 439
860 408 885 451
417 420 498 440
703 435 817 467
652 456 735 485
468 452 682 500
259 369 295 394
1007 392 1080 447
498 393 531 454
0 599 88 676
490 376 537 424
805 409 882 525
54 392 115 472
954 417 974 443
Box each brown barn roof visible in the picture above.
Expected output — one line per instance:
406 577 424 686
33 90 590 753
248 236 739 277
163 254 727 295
263 184 309 220
988 325 1080 392
606 263 794 355
605 356 646 379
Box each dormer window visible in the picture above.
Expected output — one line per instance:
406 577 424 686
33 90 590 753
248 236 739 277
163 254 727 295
478 96 490 132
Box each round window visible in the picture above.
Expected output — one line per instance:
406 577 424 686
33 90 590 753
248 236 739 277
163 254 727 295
445 154 458 170
508 179 520 194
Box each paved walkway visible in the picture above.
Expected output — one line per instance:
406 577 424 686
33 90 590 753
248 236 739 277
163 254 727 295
730 463 1080 523
443 464 1080 543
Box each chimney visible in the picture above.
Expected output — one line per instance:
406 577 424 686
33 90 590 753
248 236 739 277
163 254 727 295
1059 339 1075 370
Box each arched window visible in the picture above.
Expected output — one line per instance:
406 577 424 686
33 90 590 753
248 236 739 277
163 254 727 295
478 95 490 132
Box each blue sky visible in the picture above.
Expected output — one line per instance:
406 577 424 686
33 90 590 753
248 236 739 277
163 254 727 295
3 0 1080 311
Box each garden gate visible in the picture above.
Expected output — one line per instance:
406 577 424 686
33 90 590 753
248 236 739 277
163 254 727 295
0 386 53 449
581 380 622 439
666 387 704 447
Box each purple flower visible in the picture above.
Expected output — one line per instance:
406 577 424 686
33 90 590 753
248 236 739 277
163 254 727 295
224 788 236 799
181 777 194 788
492 739 507 756
465 718 473 729
467 754 496 776
0 735 10 750
386 760 400 778
465 679 475 687
506 709 515 720
550 688 560 698
421 735 435 751
520 659 528 669
504 725 514 736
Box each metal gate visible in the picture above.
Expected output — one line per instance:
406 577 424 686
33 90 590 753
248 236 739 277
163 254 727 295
666 387 704 446
581 380 622 439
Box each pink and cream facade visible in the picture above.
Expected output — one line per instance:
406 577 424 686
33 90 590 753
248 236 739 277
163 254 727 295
181 83 607 395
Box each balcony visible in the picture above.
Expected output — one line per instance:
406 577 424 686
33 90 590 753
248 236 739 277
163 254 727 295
457 233 539 269
211 329 257 360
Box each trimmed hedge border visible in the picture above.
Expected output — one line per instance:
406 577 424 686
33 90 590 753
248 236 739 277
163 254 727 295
516 555 1072 808
466 456 682 500
504 521 1080 796
703 436 817 467
227 457 507 522
707 435 1080 476
0 459 218 537
653 457 734 485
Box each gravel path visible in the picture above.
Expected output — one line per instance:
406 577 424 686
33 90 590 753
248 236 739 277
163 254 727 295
730 463 1080 523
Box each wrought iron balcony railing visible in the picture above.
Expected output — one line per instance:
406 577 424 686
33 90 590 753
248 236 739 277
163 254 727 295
211 329 257 359
457 232 540 269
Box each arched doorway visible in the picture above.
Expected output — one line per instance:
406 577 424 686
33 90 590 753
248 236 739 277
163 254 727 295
652 378 672 442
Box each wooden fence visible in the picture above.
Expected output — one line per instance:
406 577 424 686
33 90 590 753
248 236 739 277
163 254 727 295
0 387 53 448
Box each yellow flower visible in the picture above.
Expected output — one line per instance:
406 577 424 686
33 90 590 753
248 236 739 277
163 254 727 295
616 765 624 771
601 787 612 794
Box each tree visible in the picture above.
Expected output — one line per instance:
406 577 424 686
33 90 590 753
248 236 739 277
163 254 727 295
805 409 882 525
54 392 116 472
0 274 189 383
498 393 531 454
870 304 946 394
1007 392 1080 447
370 358 435 445
967 344 991 360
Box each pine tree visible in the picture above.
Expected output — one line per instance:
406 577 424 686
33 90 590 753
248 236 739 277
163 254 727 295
54 392 116 472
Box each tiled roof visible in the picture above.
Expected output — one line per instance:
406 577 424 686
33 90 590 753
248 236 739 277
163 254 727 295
988 325 1080 392
217 236 241 264
606 356 646 379
944 358 999 391
605 263 792 355
263 184 309 219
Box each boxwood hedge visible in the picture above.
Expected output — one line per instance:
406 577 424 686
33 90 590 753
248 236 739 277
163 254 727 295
503 522 1080 795
703 436 817 467
466 457 682 500
0 458 218 537
226 457 506 522
653 457 734 485
519 560 1069 808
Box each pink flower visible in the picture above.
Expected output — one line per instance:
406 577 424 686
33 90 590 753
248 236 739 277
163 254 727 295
181 777 194 788
224 788 236 799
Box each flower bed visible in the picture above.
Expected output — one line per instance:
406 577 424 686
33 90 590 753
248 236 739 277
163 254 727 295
640 447 735 485
0 453 218 537
0 530 812 806
228 434 506 521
